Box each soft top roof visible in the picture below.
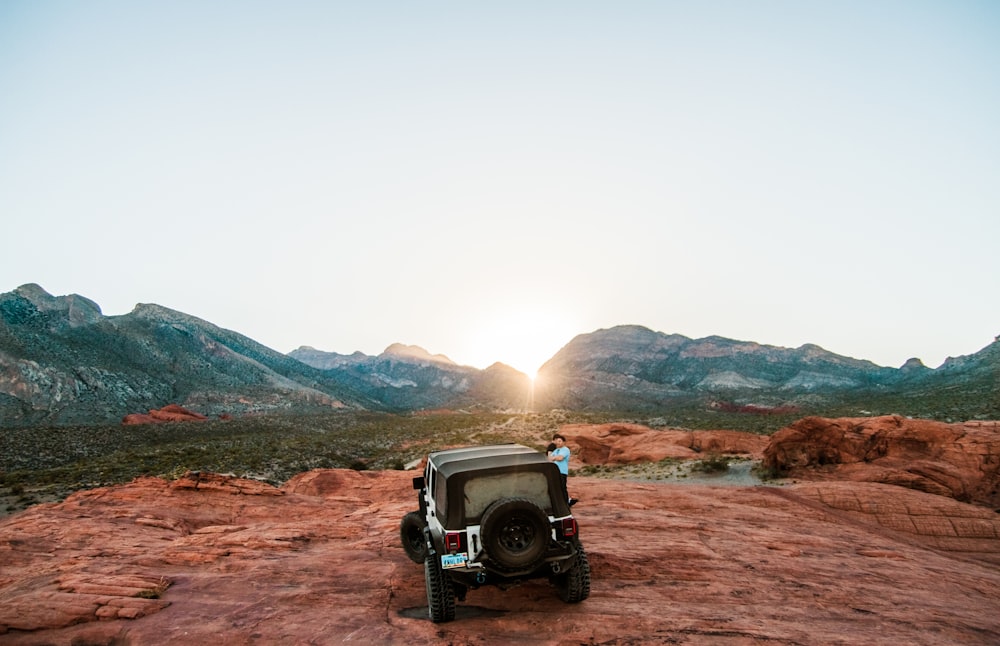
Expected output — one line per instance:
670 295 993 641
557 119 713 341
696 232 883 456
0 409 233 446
429 444 549 479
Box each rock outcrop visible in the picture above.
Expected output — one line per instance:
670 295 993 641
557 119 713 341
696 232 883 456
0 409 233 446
2 463 999 644
557 422 769 464
762 416 1000 508
121 404 210 425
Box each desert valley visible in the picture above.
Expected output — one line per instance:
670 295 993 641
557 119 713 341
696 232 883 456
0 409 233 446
5 1 998 642
2 285 999 644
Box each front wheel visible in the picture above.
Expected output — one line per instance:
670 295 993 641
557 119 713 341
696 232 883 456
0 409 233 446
554 544 591 603
400 511 428 564
424 555 456 623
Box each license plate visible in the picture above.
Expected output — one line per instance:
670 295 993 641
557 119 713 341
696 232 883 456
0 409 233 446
441 553 468 569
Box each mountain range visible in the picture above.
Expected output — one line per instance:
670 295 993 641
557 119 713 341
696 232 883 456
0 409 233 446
1 284 996 427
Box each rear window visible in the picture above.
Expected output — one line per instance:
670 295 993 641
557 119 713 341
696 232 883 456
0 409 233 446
463 471 550 520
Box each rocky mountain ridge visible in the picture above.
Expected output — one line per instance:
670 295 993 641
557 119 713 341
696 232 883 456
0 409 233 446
1 284 996 427
530 325 954 411
529 325 998 416
287 343 531 414
0 285 375 426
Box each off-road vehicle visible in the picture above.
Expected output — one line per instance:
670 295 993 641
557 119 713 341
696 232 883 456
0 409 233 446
400 443 590 622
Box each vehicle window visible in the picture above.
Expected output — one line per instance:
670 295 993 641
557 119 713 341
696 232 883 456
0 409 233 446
464 472 549 520
433 470 447 519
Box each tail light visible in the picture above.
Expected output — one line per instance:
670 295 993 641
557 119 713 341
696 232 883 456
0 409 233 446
560 517 578 538
444 532 463 553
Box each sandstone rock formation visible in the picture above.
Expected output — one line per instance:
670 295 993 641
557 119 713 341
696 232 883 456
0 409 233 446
762 415 1000 508
557 422 769 465
121 404 210 425
2 463 999 644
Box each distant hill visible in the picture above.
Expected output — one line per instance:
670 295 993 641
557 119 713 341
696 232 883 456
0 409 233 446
0 284 380 426
532 325 894 409
1 285 996 427
532 325 999 417
287 345 532 413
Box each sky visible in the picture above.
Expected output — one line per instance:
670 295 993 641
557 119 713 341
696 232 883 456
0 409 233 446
1 1 998 376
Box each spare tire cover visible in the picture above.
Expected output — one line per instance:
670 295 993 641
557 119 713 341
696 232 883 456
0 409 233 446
479 497 550 571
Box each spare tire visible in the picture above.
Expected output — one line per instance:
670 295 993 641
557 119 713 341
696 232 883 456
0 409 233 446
480 497 550 571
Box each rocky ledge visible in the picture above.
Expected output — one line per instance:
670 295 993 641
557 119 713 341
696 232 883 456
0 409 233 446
763 416 1000 508
1 417 998 645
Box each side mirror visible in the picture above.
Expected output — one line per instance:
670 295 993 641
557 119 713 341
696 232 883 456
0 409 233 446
412 476 425 490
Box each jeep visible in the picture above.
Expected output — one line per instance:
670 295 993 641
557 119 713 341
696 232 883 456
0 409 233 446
400 443 591 622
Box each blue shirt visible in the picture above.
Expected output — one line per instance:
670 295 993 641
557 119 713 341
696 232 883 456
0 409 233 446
551 446 570 475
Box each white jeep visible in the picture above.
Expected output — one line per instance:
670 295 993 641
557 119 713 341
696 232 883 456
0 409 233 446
400 444 591 622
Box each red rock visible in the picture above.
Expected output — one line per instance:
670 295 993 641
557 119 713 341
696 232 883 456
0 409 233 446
762 416 1000 508
148 405 208 422
170 471 284 496
558 422 770 465
122 404 209 425
2 455 999 644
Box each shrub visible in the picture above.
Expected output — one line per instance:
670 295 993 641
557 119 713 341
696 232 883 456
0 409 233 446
753 462 785 482
690 454 730 474
135 577 171 599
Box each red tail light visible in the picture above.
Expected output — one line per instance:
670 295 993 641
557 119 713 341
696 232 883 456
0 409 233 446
560 518 578 538
444 532 462 552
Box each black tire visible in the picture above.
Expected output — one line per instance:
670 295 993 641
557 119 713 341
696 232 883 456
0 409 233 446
424 554 456 623
554 543 591 603
400 511 428 564
480 497 550 571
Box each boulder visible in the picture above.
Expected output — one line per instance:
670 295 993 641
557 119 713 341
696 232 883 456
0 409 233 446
122 404 209 425
557 422 770 465
762 416 1000 508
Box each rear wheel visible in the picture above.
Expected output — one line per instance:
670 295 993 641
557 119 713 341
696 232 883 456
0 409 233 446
480 497 550 571
400 511 428 564
554 544 591 603
424 554 456 622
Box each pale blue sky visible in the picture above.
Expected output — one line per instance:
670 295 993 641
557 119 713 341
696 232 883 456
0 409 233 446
2 1 998 375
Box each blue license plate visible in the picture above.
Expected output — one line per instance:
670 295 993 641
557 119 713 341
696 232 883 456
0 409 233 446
441 553 468 569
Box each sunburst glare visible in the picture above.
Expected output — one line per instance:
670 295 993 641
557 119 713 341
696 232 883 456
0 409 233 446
459 308 578 379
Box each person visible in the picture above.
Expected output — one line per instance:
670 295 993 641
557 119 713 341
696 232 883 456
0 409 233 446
547 433 577 506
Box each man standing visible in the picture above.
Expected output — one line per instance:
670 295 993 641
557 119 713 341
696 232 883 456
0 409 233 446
548 433 576 506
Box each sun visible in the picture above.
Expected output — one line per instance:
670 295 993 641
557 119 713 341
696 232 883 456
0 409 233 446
460 308 578 379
